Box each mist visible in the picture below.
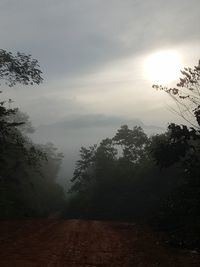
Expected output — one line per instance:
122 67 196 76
0 1 200 266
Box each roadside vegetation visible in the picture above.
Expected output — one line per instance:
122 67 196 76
1 48 200 250
67 61 200 250
0 49 65 218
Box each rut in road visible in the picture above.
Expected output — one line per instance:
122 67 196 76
0 219 199 267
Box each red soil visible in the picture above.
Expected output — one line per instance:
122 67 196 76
0 219 199 266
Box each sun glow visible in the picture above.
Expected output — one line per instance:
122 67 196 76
144 50 182 84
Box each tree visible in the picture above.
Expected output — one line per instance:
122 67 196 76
70 145 97 193
0 49 43 87
95 138 117 174
113 125 149 163
0 49 43 175
0 49 43 159
153 60 200 128
8 109 35 134
0 49 65 218
151 60 200 249
151 61 200 170
68 125 167 221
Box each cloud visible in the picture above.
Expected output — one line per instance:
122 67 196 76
34 113 163 147
0 0 199 80
32 112 164 180
1 0 200 184
0 0 200 137
23 96 86 125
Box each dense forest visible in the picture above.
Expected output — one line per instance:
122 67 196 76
66 61 200 249
1 49 200 250
0 49 65 218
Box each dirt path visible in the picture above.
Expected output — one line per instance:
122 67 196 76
0 219 199 266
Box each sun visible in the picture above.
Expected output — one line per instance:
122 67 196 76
144 50 182 84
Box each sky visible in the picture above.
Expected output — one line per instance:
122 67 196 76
1 0 200 180
1 0 200 125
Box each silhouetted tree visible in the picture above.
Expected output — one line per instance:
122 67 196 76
113 125 149 163
67 125 176 221
153 60 200 128
151 60 200 249
0 49 65 218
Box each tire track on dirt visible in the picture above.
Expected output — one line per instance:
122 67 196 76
56 220 131 267
0 219 199 267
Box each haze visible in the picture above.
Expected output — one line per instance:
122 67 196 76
1 0 200 183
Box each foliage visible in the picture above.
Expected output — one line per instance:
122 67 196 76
153 60 200 128
70 145 97 193
70 126 148 194
67 60 200 250
0 49 43 87
0 49 65 218
0 97 65 218
67 125 178 221
151 61 200 249
113 125 149 163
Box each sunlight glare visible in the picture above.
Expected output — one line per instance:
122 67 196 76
144 50 182 84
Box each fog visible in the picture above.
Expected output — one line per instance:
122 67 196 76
31 114 164 186
1 0 200 257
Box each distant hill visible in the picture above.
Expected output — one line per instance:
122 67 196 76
31 114 164 189
34 114 163 145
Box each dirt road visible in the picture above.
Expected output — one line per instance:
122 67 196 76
0 219 199 266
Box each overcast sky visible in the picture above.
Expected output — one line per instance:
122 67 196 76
1 0 200 127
